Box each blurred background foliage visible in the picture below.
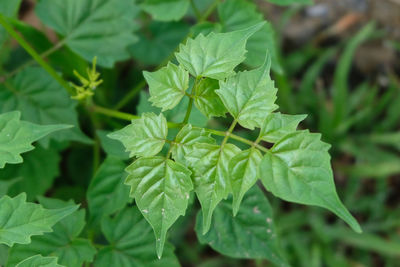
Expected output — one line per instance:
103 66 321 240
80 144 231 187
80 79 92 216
0 0 399 266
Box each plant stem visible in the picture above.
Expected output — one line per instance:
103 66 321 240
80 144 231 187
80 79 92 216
114 79 146 110
221 120 237 147
190 0 202 20
183 98 194 124
200 0 220 22
0 14 74 95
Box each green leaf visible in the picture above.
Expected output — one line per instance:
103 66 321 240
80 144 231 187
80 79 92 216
186 143 241 234
15 255 64 267
7 197 96 267
0 146 60 200
196 186 288 266
141 0 189 21
97 130 129 160
125 157 193 258
258 130 362 233
218 0 282 73
171 124 215 164
108 113 167 158
144 62 189 111
35 0 138 67
216 55 278 130
265 0 313 6
175 22 264 80
129 21 189 65
0 67 90 146
95 207 180 266
229 148 262 216
194 78 227 118
0 111 68 168
0 178 20 197
87 156 130 223
0 193 78 246
0 0 22 45
259 113 306 143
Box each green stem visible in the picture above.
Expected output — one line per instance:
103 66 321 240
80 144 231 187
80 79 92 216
0 14 73 95
114 79 146 110
190 0 202 20
200 0 220 22
221 120 237 147
183 98 193 124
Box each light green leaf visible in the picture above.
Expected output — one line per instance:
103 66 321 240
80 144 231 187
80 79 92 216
196 186 288 266
265 0 313 6
87 156 130 223
0 178 20 197
0 193 78 246
171 124 215 164
259 113 306 143
194 78 227 118
258 130 362 233
176 22 264 80
7 198 96 267
35 0 138 67
144 62 189 111
186 143 241 234
216 55 278 130
97 130 129 159
0 146 60 200
218 0 282 73
15 255 64 267
230 148 262 216
0 67 90 146
95 207 180 266
0 111 68 168
125 157 193 258
108 113 167 158
141 0 189 21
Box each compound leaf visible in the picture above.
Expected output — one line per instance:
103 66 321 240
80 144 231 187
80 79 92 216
196 186 288 266
194 78 227 118
144 62 189 111
186 143 241 234
0 193 78 246
0 111 67 169
258 130 362 233
230 148 262 216
108 113 167 158
15 255 64 267
0 67 90 146
87 157 130 223
259 113 307 143
125 157 193 258
216 55 278 129
95 207 180 266
176 22 264 80
141 0 189 22
36 0 138 67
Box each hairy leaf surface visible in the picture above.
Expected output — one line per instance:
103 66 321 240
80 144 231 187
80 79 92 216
259 130 361 232
216 56 278 129
125 157 193 258
144 63 189 111
187 143 241 234
176 23 264 80
15 255 64 267
0 194 78 246
36 0 138 67
95 207 179 266
108 113 167 157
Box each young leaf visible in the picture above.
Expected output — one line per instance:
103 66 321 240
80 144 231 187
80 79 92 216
15 255 64 267
171 124 215 164
186 143 241 234
141 0 189 22
108 113 167 158
196 186 288 266
35 0 138 67
0 67 90 146
125 157 193 258
144 62 189 111
258 130 362 233
175 22 264 80
194 78 227 118
216 55 278 130
0 193 78 246
7 197 96 267
87 157 130 223
0 111 68 168
259 113 307 143
0 146 60 200
229 148 263 216
95 207 180 266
